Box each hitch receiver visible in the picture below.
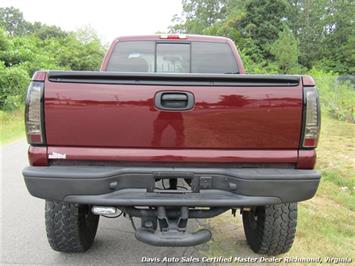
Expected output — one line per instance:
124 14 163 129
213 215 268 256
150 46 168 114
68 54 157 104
134 206 212 246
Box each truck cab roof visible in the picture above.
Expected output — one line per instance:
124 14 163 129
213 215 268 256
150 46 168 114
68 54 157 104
113 34 234 43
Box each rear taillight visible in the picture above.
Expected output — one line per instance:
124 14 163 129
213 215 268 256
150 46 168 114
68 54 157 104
25 81 45 145
302 86 320 148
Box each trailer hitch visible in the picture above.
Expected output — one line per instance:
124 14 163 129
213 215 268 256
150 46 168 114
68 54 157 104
134 206 211 247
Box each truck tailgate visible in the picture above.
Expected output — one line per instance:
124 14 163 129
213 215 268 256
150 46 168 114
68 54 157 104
44 72 303 149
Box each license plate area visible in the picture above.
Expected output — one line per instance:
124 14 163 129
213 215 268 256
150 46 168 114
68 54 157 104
150 172 199 193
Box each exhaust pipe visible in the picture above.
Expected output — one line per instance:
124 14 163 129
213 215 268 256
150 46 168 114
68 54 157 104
92 206 119 217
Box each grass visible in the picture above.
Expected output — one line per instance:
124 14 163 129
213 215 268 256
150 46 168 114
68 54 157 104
316 116 354 210
201 114 355 263
0 108 25 145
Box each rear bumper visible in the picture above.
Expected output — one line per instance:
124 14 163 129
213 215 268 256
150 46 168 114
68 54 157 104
23 166 320 207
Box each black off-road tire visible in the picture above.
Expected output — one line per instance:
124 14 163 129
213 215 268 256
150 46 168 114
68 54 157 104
45 200 99 253
242 203 297 255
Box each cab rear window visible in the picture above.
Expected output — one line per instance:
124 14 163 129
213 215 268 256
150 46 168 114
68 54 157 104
107 41 238 74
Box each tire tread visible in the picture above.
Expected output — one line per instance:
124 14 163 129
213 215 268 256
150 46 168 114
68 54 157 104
243 203 297 255
45 200 99 253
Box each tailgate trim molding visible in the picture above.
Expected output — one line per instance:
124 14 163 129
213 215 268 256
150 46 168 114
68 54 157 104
46 147 299 164
48 71 300 87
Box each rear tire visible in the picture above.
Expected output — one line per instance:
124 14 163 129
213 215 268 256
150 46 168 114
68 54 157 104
242 203 297 255
45 200 99 253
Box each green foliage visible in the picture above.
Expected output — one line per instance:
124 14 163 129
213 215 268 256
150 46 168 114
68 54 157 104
288 0 328 69
320 0 355 74
0 7 69 39
238 50 278 74
238 0 291 61
0 61 29 110
55 28 105 71
0 7 106 111
170 0 354 74
0 28 9 50
169 0 228 33
30 22 69 40
0 7 31 36
270 27 300 74
310 68 354 122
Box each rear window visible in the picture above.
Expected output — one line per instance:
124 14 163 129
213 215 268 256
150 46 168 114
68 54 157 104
156 43 190 73
106 41 155 72
106 41 238 74
191 42 238 73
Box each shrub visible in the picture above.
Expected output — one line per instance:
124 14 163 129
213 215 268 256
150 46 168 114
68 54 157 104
3 95 23 111
0 62 29 110
310 68 355 123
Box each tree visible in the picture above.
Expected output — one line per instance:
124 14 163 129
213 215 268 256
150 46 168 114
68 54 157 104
169 0 354 74
75 25 100 44
288 0 328 68
0 28 9 51
30 22 68 40
55 31 105 71
270 28 300 73
169 0 229 33
238 0 292 61
0 62 29 110
320 0 355 73
169 0 292 66
0 7 107 111
0 7 31 35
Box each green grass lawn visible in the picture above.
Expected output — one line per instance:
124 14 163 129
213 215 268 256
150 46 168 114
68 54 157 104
202 115 354 262
0 108 25 145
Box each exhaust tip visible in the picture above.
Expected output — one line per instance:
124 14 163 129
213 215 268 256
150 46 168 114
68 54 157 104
92 206 119 217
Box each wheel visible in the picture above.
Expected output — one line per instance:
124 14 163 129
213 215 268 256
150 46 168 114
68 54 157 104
242 203 297 255
45 200 99 252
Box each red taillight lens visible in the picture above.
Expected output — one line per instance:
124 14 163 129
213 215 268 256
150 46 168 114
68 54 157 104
302 86 320 148
25 81 45 145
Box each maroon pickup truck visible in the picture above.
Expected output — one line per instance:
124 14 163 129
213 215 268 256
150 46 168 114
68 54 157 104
23 34 321 255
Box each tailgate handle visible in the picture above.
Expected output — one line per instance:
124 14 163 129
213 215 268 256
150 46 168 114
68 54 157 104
155 91 194 111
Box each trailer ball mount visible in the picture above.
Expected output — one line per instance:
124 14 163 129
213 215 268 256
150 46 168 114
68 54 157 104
133 206 213 246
